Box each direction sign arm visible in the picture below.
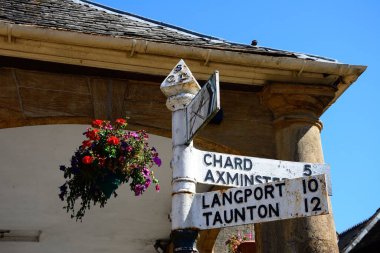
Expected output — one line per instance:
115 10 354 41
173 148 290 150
192 147 332 195
188 174 329 230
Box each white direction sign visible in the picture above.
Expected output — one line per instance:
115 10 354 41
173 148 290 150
187 174 329 230
191 148 332 195
186 71 220 144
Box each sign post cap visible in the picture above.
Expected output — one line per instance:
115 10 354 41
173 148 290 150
160 59 201 98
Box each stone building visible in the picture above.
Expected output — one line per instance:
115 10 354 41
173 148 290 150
0 0 366 252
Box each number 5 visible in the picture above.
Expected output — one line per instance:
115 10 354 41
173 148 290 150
303 164 312 176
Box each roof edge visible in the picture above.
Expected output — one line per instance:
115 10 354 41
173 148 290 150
341 208 380 253
76 0 338 63
0 22 366 78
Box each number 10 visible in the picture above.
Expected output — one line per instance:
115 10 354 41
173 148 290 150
302 178 322 212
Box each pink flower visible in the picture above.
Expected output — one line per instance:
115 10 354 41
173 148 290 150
155 184 160 192
129 131 139 138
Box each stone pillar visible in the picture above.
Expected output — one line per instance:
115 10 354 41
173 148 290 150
255 84 339 253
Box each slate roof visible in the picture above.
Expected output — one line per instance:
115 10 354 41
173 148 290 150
0 0 336 63
338 208 380 252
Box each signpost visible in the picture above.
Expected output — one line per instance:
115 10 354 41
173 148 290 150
185 71 220 144
182 174 329 230
191 148 332 195
160 60 332 252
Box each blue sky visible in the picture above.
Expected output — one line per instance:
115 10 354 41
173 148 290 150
93 0 380 233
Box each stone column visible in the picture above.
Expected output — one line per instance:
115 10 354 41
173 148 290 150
255 84 339 253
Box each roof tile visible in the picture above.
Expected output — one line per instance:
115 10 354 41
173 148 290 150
0 0 336 62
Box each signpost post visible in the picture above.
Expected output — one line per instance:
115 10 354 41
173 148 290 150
161 60 201 253
161 60 332 253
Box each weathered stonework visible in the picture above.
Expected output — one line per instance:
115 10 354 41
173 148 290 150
255 84 339 253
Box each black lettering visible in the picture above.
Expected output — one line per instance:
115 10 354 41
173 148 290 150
254 187 263 200
234 208 246 222
264 185 275 199
244 188 252 202
247 205 257 220
244 158 252 171
311 197 322 211
213 211 223 225
308 179 318 192
224 156 234 169
275 182 285 197
240 174 244 186
234 189 244 204
216 171 226 184
222 191 232 206
272 177 280 182
244 175 254 186
268 203 279 217
303 164 312 176
258 205 267 218
262 176 271 183
204 154 212 166
303 178 320 193
214 154 223 168
255 175 263 184
211 194 221 208
224 209 233 223
302 179 307 194
203 212 212 226
227 172 239 185
235 157 243 170
202 196 210 209
204 170 215 183
304 198 309 212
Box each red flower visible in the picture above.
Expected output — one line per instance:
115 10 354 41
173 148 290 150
82 155 93 165
82 140 92 148
115 118 126 125
107 136 120 145
86 129 100 140
92 119 103 127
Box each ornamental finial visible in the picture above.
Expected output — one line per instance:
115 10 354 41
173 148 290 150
160 59 201 111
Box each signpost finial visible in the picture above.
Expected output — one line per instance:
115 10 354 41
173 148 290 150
160 59 201 111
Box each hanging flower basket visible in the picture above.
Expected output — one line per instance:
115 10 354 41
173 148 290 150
58 118 161 221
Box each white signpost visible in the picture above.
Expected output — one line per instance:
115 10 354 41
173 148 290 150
160 60 332 252
180 174 329 230
191 148 332 195
183 175 329 230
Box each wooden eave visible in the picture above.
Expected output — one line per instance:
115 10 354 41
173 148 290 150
0 22 366 113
